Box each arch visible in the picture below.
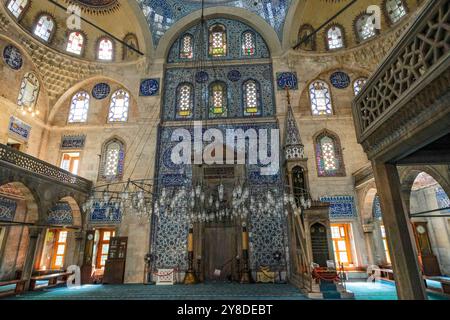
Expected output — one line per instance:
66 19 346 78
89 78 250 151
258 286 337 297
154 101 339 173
0 182 39 224
99 136 126 182
58 196 82 228
282 0 308 50
154 7 282 59
313 129 346 177
362 187 378 223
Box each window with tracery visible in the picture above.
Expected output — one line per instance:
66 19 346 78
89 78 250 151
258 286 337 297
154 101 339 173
176 83 193 118
355 14 377 41
17 72 40 112
315 131 345 177
34 15 55 42
98 38 113 61
209 82 227 116
209 24 227 57
101 139 125 181
243 80 260 115
309 80 333 116
7 0 28 18
68 91 90 123
353 78 368 96
108 89 130 122
327 25 344 50
66 31 84 55
242 31 256 56
385 0 407 24
180 34 193 59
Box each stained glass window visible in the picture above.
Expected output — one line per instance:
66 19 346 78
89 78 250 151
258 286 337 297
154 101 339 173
327 26 344 50
17 72 39 112
108 89 129 122
68 91 90 123
34 15 54 42
180 34 193 59
356 14 377 41
309 80 333 116
353 78 367 96
66 31 84 55
7 0 28 18
243 80 260 115
386 0 407 24
101 139 125 181
209 82 227 116
242 31 255 56
176 83 193 118
316 132 345 177
209 24 226 57
98 38 113 61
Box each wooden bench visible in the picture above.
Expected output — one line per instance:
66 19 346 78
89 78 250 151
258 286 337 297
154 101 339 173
0 280 27 297
29 272 73 291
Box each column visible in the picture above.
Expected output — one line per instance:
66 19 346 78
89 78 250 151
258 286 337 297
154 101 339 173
73 231 85 267
362 224 376 266
21 227 42 291
372 161 427 300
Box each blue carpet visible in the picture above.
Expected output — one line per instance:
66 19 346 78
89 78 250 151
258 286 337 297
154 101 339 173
5 283 309 300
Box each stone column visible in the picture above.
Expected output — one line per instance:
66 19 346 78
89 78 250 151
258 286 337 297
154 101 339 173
73 231 85 267
372 161 427 300
362 223 377 266
21 227 42 290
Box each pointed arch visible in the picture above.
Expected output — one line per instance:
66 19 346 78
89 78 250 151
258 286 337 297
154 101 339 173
314 129 346 177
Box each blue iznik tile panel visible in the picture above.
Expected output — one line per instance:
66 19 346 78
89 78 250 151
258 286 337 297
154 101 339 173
0 197 17 222
152 123 286 269
372 195 382 219
167 18 270 62
136 0 291 47
163 64 275 121
320 196 358 220
89 202 122 224
48 202 73 225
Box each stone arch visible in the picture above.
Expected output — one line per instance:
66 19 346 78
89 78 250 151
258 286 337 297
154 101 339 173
154 6 283 59
0 181 39 224
56 196 83 228
362 187 378 224
282 0 308 50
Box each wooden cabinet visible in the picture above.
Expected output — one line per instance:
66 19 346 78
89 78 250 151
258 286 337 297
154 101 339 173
103 237 128 284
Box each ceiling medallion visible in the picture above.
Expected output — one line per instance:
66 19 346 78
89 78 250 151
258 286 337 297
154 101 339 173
66 0 120 15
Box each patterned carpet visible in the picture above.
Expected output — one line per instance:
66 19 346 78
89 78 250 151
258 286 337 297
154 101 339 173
5 283 309 300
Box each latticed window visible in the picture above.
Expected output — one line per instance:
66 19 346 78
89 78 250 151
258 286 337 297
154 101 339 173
209 24 227 57
356 14 377 41
242 31 255 56
68 91 90 123
309 80 333 116
209 82 227 116
177 83 193 118
108 89 130 122
34 15 54 42
353 78 367 96
243 80 260 115
327 26 344 50
98 38 113 61
66 31 84 55
101 139 125 181
386 0 407 24
316 132 345 177
18 72 39 111
180 34 193 59
7 0 28 18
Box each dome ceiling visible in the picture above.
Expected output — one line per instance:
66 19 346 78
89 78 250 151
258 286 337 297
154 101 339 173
136 0 292 46
75 0 118 6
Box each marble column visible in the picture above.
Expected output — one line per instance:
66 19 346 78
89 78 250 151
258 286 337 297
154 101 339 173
372 161 427 300
21 227 42 291
73 231 85 267
362 223 377 266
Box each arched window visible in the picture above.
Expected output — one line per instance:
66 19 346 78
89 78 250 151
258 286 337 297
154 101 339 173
355 14 377 41
315 131 345 177
66 31 84 55
242 31 256 56
176 83 193 118
309 80 333 116
385 0 407 24
17 72 40 114
101 139 125 181
209 24 227 57
108 89 130 122
123 33 139 60
209 82 227 116
68 91 90 123
7 0 28 18
326 25 344 50
180 34 193 59
243 80 260 115
353 77 368 96
98 38 114 61
297 24 315 51
34 15 55 42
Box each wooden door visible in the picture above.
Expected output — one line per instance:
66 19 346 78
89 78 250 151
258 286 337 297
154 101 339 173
203 226 237 281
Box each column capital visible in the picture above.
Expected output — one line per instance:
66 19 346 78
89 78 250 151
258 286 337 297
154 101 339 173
362 223 375 233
